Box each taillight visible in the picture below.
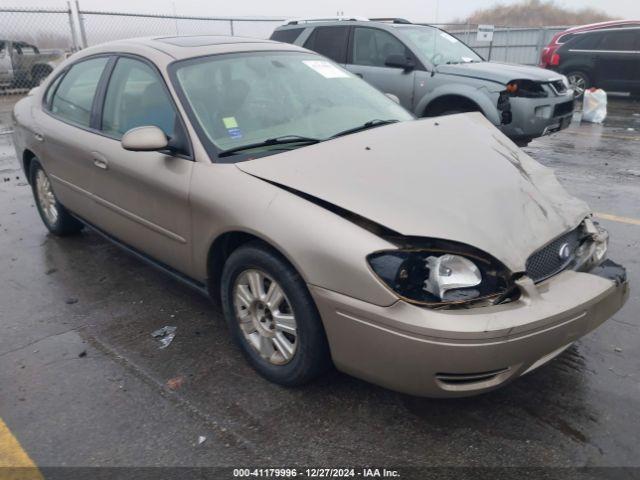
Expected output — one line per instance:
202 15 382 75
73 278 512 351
550 53 561 66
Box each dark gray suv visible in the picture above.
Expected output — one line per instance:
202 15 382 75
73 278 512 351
272 18 575 145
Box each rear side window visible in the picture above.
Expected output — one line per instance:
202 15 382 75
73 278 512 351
270 28 304 44
50 57 108 127
598 30 637 51
352 28 409 68
44 72 64 108
568 32 603 50
303 26 349 63
557 33 575 44
101 57 176 139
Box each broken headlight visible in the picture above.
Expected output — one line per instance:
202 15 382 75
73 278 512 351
505 79 548 98
367 244 512 307
574 219 609 271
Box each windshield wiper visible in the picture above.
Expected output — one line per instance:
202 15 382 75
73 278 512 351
330 119 400 139
218 135 322 157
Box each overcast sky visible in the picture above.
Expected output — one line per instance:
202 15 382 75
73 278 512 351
5 0 639 22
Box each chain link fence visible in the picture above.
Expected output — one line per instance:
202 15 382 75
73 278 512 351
0 3 284 95
78 11 283 47
0 7 75 94
0 5 571 96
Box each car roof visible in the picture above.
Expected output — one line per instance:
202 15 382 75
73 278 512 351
570 25 640 37
564 19 640 34
76 35 308 61
275 20 431 30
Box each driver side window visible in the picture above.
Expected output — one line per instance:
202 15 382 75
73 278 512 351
101 57 177 140
352 28 409 68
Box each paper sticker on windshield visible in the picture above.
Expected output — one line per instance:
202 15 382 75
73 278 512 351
440 32 458 43
222 117 242 139
302 60 350 79
223 117 238 129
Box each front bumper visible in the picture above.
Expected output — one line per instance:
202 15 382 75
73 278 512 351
311 261 628 398
499 94 574 140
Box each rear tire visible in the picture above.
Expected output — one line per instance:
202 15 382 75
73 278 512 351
30 158 83 236
221 241 331 386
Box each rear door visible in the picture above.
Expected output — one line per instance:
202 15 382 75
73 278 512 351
34 55 111 221
593 29 639 92
345 27 416 109
88 55 193 273
302 25 350 65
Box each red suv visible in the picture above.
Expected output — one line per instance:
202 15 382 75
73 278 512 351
540 20 640 69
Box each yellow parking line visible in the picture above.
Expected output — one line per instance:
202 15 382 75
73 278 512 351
0 418 43 479
595 212 640 226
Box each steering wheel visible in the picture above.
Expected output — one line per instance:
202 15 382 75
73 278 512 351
430 53 444 66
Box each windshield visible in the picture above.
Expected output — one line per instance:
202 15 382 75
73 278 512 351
398 26 483 66
171 51 412 159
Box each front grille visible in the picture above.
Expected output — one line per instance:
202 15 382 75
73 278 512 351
553 100 574 117
549 79 568 95
526 228 582 282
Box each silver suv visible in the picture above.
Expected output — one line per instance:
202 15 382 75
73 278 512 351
272 18 575 145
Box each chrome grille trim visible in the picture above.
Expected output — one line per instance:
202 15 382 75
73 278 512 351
549 79 568 95
525 227 583 283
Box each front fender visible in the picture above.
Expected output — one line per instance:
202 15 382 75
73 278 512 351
416 83 501 125
189 163 400 307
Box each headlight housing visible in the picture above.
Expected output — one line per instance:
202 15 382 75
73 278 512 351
367 240 513 308
573 218 609 271
505 79 548 98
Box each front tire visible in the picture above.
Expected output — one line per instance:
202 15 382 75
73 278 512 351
30 159 83 236
221 241 331 386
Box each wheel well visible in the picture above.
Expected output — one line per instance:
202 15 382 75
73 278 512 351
423 95 482 117
206 231 290 304
23 149 36 184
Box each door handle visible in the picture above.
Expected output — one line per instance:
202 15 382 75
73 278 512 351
93 158 108 169
34 132 44 142
91 152 109 170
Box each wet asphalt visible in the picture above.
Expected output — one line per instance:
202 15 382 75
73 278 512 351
0 96 639 471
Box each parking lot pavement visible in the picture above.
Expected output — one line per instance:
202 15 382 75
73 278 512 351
0 96 639 471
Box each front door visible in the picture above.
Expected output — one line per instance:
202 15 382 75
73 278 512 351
594 29 640 92
88 56 193 274
345 27 416 109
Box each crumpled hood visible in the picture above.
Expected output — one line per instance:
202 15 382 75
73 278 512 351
236 113 589 271
436 61 564 85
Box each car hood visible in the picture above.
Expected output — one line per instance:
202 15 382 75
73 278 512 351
236 113 589 271
436 61 564 84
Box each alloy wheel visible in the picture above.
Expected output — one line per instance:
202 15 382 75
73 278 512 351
35 169 59 225
233 269 297 365
568 73 587 97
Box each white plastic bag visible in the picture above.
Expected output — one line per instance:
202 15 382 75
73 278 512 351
582 88 607 124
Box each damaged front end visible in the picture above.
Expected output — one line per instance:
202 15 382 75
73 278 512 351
367 217 617 310
368 238 515 309
497 79 549 125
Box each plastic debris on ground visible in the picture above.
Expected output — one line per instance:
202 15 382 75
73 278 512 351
151 325 177 349
166 375 184 390
582 88 607 124
198 436 207 445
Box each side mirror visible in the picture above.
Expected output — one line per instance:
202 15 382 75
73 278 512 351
121 126 168 152
385 54 415 71
385 93 400 104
